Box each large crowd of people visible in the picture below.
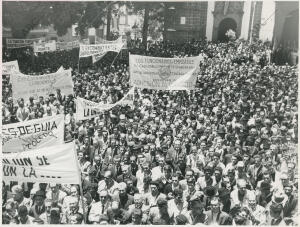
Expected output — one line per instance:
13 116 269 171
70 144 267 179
2 38 298 225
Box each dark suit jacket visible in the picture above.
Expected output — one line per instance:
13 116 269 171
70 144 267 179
118 194 134 210
29 204 46 219
248 164 264 188
204 210 232 225
283 195 298 218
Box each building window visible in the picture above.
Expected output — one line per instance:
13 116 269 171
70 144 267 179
180 17 186 25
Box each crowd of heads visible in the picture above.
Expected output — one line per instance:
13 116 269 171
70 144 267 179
2 38 298 225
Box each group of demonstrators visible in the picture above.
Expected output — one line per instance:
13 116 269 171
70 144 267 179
2 37 298 225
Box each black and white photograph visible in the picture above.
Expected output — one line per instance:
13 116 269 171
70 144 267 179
1 0 299 225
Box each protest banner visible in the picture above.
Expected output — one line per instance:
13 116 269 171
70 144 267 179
2 115 64 153
2 143 81 184
33 40 57 53
95 36 127 49
79 42 124 58
2 60 20 74
75 87 134 120
6 38 45 49
56 40 80 50
11 69 73 102
75 98 112 121
129 55 201 90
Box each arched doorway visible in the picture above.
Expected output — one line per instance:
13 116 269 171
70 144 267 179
217 18 237 42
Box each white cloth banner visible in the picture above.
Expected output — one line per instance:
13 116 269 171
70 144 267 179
34 40 57 53
2 115 64 153
129 55 201 90
2 60 20 74
6 38 45 49
2 143 81 184
79 42 124 58
75 87 135 120
11 69 73 102
75 98 112 121
56 40 79 50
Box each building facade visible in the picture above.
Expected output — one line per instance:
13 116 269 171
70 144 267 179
164 1 298 46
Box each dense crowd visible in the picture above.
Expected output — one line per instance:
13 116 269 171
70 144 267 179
2 38 298 225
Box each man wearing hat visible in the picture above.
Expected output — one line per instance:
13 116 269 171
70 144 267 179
265 193 289 226
204 197 232 225
28 190 47 223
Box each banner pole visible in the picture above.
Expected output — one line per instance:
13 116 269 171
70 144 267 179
77 57 80 74
110 50 122 68
73 142 87 223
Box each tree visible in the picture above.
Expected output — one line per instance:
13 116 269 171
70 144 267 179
131 2 165 51
3 1 85 38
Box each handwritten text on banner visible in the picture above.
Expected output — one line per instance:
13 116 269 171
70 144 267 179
2 143 80 184
11 69 74 102
129 55 201 90
2 60 20 74
2 115 64 153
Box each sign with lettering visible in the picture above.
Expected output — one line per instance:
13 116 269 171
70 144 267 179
2 115 64 153
6 38 45 49
129 55 201 90
79 42 124 58
11 69 73 102
2 60 20 74
75 98 112 121
75 87 134 120
56 40 80 50
2 143 80 184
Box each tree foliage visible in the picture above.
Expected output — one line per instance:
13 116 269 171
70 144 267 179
3 1 85 38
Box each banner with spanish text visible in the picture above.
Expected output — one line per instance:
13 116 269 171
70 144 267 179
2 115 64 153
75 98 112 120
2 60 20 74
75 87 134 120
11 69 73 102
79 42 124 58
129 55 201 90
6 38 45 49
2 143 80 184
56 40 80 50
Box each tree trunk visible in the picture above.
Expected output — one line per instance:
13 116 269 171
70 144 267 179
106 3 112 40
142 4 150 51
